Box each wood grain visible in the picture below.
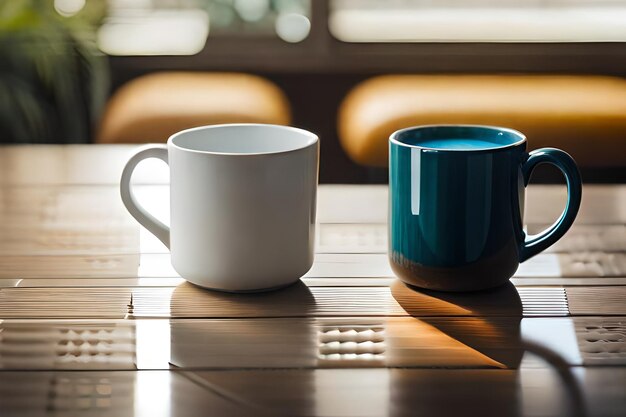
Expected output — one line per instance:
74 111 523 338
574 317 626 366
1 367 621 417
3 276 626 289
4 251 625 280
0 370 248 417
0 287 131 319
3 317 624 371
0 146 624 417
0 321 136 370
191 367 624 417
0 282 599 320
3 284 622 320
567 287 626 316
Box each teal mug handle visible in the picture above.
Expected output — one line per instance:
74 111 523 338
520 148 582 262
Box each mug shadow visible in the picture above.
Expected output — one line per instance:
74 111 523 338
169 280 318 369
391 280 524 368
168 280 319 415
391 280 587 417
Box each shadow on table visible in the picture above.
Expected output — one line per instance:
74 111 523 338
390 280 524 368
169 280 318 369
391 280 587 417
163 279 590 417
168 280 318 415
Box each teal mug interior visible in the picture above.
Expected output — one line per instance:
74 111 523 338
391 125 526 150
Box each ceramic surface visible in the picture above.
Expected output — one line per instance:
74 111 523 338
389 125 581 291
121 124 319 291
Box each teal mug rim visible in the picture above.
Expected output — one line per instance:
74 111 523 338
390 124 527 152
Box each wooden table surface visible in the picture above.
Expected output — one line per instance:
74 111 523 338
0 145 624 417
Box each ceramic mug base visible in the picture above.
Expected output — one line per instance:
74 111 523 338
389 251 516 292
183 277 303 293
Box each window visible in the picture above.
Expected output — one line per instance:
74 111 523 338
329 0 626 42
94 0 311 56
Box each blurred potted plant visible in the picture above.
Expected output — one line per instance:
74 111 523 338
0 0 108 143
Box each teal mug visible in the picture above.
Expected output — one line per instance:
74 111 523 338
389 125 582 292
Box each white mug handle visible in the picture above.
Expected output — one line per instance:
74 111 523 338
120 145 170 248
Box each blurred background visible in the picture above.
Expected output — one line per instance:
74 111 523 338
1 0 625 182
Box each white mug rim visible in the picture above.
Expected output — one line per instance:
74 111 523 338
168 123 319 157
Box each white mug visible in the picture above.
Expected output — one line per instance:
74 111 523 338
120 124 319 292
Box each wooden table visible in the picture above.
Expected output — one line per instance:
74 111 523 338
0 145 624 417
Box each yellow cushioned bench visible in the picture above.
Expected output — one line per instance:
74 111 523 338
338 75 626 168
96 72 291 143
